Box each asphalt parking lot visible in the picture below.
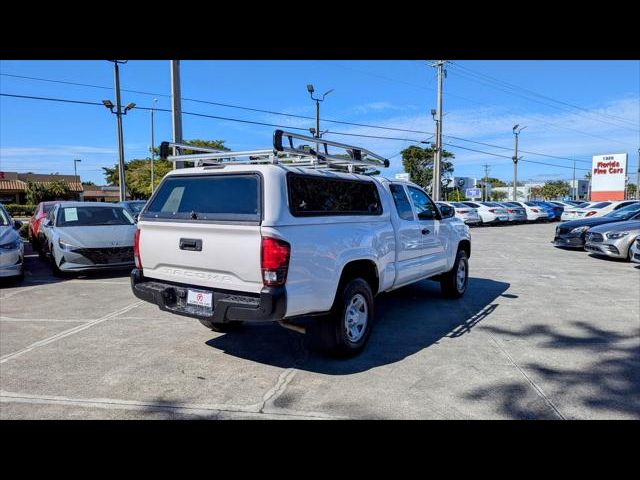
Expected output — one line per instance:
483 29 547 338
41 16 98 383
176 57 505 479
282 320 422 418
1 222 638 419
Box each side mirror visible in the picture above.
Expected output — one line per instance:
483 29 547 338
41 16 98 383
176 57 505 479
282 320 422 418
14 219 23 230
439 205 456 219
417 210 435 220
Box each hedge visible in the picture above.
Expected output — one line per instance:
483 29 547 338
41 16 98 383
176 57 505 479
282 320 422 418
3 204 37 217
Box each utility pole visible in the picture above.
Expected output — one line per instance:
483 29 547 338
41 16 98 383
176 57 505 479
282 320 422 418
482 163 491 201
171 60 183 169
150 98 158 193
572 159 576 200
636 148 640 200
432 60 446 201
512 125 526 201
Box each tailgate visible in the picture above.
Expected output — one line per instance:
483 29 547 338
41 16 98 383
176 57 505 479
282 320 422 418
139 221 263 293
137 172 264 294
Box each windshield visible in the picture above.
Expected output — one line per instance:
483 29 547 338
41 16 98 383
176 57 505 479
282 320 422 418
483 202 503 207
605 203 640 219
56 206 134 227
525 202 540 207
463 202 480 208
43 204 56 214
0 207 10 226
451 202 468 208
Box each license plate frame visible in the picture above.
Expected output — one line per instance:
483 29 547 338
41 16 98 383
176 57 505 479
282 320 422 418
186 289 213 311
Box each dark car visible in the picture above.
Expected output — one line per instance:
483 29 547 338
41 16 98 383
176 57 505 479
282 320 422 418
553 203 640 248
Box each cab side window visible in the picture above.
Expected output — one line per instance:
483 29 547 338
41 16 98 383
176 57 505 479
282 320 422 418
408 187 438 220
389 184 414 221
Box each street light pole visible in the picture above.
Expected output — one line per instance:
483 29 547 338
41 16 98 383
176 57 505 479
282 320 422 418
102 61 135 203
512 125 526 201
432 60 446 202
150 98 158 194
307 85 333 162
73 159 81 179
113 61 127 201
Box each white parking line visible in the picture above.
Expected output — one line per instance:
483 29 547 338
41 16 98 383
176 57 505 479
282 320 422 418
0 391 341 420
0 317 88 323
0 301 143 364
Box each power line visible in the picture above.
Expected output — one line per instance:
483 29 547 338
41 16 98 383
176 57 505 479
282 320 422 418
448 62 639 131
449 62 639 128
0 72 435 136
1 92 622 173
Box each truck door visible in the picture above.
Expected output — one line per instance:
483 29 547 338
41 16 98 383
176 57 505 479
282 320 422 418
406 186 448 276
388 184 426 286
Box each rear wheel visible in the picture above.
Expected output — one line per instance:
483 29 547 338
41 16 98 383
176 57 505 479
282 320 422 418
313 278 374 358
198 319 244 332
440 249 469 299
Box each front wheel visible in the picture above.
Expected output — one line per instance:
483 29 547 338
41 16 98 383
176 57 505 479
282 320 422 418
313 278 374 358
440 250 469 299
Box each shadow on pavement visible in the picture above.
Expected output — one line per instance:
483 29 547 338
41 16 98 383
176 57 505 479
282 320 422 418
463 321 640 419
205 277 510 375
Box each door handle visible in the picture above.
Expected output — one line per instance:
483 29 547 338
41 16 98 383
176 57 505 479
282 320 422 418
179 238 202 251
421 228 430 235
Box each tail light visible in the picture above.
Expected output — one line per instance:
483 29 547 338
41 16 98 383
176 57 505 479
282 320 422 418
261 237 290 287
456 209 468 214
531 209 539 213
507 209 514 213
489 209 497 213
133 229 142 269
586 211 596 217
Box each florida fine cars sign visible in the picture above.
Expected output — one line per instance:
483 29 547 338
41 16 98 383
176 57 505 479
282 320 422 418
591 153 628 201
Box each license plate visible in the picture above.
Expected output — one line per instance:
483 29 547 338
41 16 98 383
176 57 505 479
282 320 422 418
187 289 213 309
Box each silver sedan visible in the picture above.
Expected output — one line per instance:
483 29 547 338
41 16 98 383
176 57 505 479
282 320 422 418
584 220 640 261
0 204 24 280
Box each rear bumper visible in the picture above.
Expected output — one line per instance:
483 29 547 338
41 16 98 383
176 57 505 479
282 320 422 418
130 269 286 323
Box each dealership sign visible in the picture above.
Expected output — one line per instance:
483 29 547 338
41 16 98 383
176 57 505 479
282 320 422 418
591 153 628 201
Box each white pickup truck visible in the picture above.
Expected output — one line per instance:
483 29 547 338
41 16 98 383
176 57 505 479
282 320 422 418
131 132 471 356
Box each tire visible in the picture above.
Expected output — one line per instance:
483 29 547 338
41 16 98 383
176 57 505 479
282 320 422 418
198 319 244 332
313 277 374 358
440 249 469 299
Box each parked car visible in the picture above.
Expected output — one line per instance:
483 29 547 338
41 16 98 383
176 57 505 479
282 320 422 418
561 201 596 221
530 201 562 221
131 145 472 357
29 201 64 253
118 200 147 217
0 203 25 280
503 201 548 222
436 201 481 225
629 237 640 264
548 200 579 210
40 202 137 276
462 201 508 225
553 202 640 248
568 200 639 219
497 202 527 223
584 220 640 261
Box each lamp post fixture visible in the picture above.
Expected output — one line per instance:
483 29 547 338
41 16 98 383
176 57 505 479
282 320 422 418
512 124 527 201
307 84 333 157
102 60 135 201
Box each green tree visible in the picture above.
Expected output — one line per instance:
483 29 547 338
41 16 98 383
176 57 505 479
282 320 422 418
400 145 454 192
103 139 229 198
530 186 543 200
448 189 466 202
626 183 637 198
491 190 507 201
47 180 71 199
484 177 507 187
540 180 570 199
25 182 48 204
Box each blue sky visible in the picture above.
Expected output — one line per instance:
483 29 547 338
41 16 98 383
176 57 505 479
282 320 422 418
1 60 638 185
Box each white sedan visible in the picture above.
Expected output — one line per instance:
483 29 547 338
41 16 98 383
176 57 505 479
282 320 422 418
567 200 639 220
503 201 548 222
437 201 482 225
461 201 509 225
